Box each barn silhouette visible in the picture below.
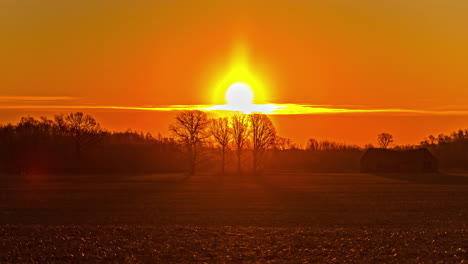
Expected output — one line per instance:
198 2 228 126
361 148 438 173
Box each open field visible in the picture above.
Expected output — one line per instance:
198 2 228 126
0 173 467 263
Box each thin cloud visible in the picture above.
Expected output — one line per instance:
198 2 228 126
0 105 201 111
206 104 468 116
1 103 468 116
0 96 76 102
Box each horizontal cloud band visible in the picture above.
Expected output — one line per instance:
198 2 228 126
0 96 76 102
1 103 468 116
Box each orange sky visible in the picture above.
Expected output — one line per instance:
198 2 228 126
1 1 468 146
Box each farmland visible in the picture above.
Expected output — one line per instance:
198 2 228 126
0 173 466 263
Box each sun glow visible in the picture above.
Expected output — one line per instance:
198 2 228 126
207 43 278 114
211 43 269 106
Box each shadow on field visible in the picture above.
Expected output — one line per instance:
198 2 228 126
371 172 468 185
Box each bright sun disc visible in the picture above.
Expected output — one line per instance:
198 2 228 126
225 82 254 106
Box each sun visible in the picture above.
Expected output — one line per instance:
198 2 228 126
225 82 254 106
206 81 278 114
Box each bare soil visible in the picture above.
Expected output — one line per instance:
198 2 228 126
0 173 466 263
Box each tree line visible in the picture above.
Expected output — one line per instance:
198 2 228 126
1 111 467 175
420 130 468 168
0 113 181 174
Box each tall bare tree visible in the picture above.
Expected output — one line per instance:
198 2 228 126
231 113 249 174
249 113 276 175
55 112 102 159
210 117 231 175
170 110 209 175
377 132 394 149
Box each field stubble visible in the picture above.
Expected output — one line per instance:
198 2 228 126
0 173 466 263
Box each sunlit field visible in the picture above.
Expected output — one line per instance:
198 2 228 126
1 173 466 263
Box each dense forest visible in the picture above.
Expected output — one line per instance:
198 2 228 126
0 111 467 174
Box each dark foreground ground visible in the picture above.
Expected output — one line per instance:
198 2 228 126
0 172 466 263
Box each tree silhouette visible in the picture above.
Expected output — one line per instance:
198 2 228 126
170 110 209 175
210 117 231 175
364 143 374 150
307 138 319 151
377 132 393 149
249 113 276 175
231 114 250 174
4 111 468 174
274 136 293 150
55 112 102 160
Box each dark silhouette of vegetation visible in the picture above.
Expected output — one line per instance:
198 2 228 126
249 113 276 175
210 117 231 175
421 129 468 169
55 113 103 170
1 111 468 175
0 114 181 174
270 138 363 173
377 132 393 149
231 113 250 174
274 136 296 150
170 110 209 175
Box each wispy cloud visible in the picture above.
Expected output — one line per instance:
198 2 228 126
263 104 468 116
1 103 468 116
0 96 76 102
0 105 198 111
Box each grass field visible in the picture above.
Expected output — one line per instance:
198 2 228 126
0 172 466 263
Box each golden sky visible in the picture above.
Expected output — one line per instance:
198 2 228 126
1 1 468 145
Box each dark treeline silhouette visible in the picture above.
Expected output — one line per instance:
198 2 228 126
421 130 468 169
1 111 467 175
0 113 182 174
267 139 363 173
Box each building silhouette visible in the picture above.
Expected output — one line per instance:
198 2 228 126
360 148 438 173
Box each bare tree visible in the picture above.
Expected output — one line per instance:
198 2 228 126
364 143 374 150
230 114 249 174
378 132 394 149
55 112 102 159
249 113 276 175
274 136 293 150
210 117 231 175
306 138 319 151
170 110 209 175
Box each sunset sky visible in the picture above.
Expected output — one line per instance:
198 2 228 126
1 1 468 146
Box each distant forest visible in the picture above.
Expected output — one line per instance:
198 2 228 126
0 111 467 174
